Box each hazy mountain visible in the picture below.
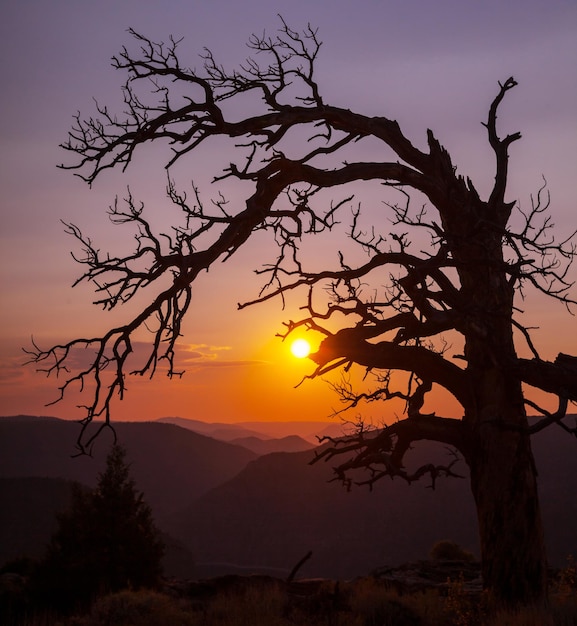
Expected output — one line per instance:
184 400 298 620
1 414 575 582
168 425 577 579
237 420 351 442
228 435 315 455
0 416 257 519
0 476 73 565
156 416 347 443
167 443 479 579
0 414 62 422
157 417 269 441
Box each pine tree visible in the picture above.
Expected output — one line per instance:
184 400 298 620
34 444 164 612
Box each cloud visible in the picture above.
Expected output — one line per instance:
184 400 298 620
187 359 267 369
0 338 262 422
19 340 265 378
178 342 228 363
182 343 232 353
177 343 266 370
0 359 27 384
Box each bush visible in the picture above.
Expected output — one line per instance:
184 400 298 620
429 540 475 562
349 578 423 626
75 589 196 626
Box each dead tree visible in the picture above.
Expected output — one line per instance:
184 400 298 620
26 20 576 607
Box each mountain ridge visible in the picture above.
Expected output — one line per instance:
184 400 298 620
0 417 257 518
1 414 575 580
168 425 577 577
156 415 348 443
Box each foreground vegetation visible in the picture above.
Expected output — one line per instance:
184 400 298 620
4 562 576 626
2 536 575 625
2 440 574 625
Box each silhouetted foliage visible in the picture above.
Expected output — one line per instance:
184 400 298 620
429 540 475 563
33 445 164 613
26 18 577 608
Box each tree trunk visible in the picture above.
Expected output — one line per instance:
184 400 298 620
469 411 548 607
462 289 548 606
454 218 549 606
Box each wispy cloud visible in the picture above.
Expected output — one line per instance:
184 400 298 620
186 344 232 352
15 340 265 377
188 359 267 369
0 359 27 384
179 343 231 364
177 343 265 369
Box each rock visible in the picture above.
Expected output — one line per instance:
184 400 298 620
371 559 482 595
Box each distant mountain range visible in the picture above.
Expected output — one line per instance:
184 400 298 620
0 416 257 518
226 435 315 455
1 415 575 580
156 416 347 443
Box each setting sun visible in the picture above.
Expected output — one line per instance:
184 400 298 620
290 338 311 358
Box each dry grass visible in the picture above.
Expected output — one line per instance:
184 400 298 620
10 558 577 626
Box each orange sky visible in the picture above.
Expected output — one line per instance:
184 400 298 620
1 1 576 425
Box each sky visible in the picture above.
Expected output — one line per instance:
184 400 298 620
1 0 576 426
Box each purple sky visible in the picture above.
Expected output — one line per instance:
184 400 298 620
1 0 576 422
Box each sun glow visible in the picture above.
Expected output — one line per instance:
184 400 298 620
290 338 311 358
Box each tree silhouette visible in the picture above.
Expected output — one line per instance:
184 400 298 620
33 445 163 612
26 20 576 607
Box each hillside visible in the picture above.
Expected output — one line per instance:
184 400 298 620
1 415 575 582
167 443 479 579
156 416 346 443
0 476 73 565
0 476 196 578
168 425 577 579
0 416 257 520
228 435 315 455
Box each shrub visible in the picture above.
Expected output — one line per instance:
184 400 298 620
76 589 196 626
349 578 423 626
429 540 475 562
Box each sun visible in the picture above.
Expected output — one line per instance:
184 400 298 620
290 338 311 359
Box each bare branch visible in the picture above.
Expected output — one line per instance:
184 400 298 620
484 76 522 210
312 415 468 490
518 353 577 403
33 19 577 605
35 22 576 491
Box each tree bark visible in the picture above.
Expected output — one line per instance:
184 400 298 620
456 218 548 606
469 406 547 606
